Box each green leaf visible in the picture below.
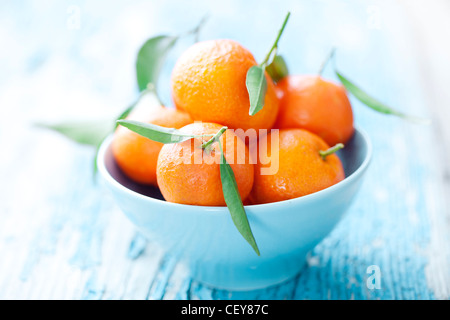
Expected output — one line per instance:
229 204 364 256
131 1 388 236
218 142 260 256
246 12 290 116
266 54 289 83
336 70 430 124
36 120 113 181
36 120 113 147
117 119 202 144
246 65 268 116
136 35 178 91
115 104 136 128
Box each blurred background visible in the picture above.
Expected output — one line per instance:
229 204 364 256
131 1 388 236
0 0 449 299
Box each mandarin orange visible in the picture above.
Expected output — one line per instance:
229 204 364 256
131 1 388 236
156 122 254 206
275 75 354 146
171 39 279 132
249 128 345 204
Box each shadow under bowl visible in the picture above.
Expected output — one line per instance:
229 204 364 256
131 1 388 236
97 127 372 291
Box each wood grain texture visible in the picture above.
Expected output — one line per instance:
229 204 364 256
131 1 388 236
0 0 449 299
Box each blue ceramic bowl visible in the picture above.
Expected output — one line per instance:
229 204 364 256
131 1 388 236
97 127 371 291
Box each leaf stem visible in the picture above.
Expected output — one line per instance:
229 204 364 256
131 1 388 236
183 14 209 41
114 84 162 128
133 83 161 110
318 47 336 76
319 143 344 160
260 12 291 67
145 83 164 105
201 126 227 151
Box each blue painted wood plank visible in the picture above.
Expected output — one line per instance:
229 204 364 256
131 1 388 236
0 0 448 300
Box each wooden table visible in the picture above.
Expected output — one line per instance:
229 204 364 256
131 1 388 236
0 0 449 299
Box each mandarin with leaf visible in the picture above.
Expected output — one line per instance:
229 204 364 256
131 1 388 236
249 128 345 204
171 39 279 132
156 122 254 206
112 106 192 185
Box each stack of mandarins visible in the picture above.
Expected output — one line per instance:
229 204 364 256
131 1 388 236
112 39 353 206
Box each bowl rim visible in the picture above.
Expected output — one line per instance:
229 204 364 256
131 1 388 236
97 126 372 213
